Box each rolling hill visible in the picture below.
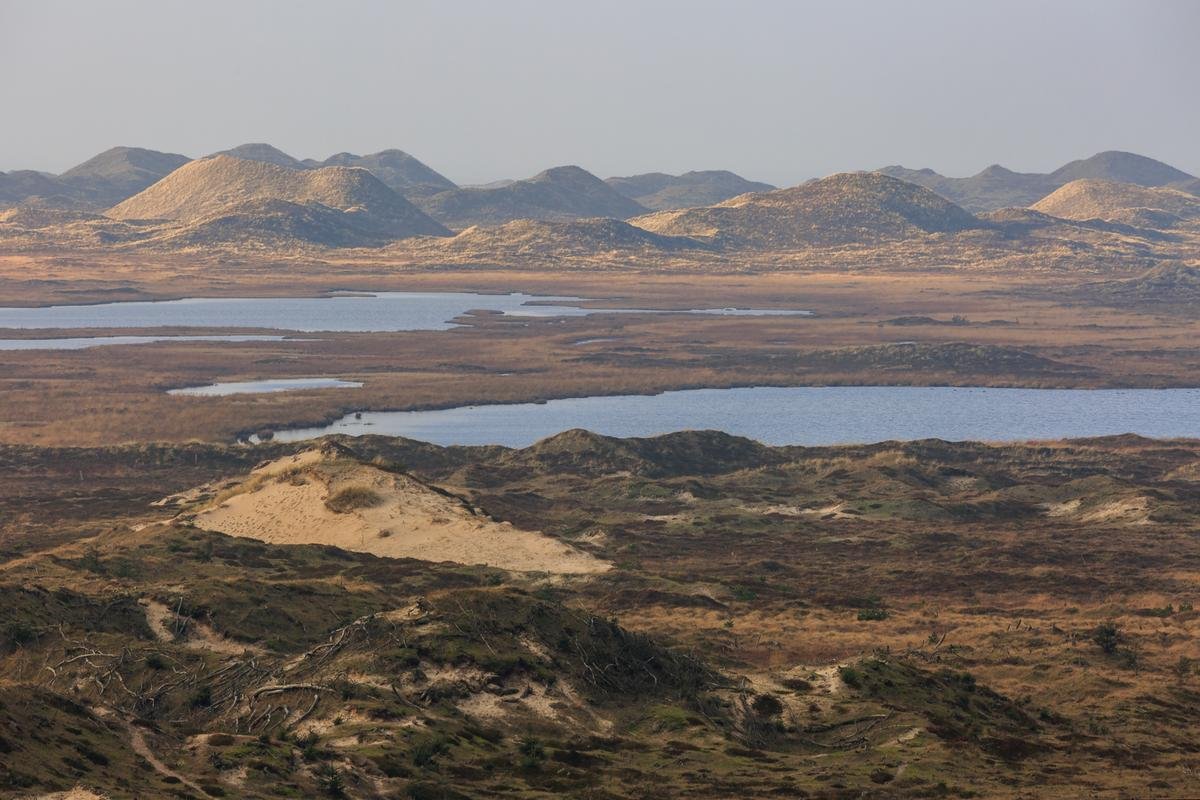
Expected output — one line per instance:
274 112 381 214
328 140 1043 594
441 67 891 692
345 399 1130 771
417 165 648 229
108 156 449 245
632 171 981 248
211 145 457 198
0 169 76 208
1031 179 1200 226
211 142 307 169
879 151 1197 212
435 217 710 256
1 146 190 209
59 146 191 206
605 170 774 210
317 149 457 196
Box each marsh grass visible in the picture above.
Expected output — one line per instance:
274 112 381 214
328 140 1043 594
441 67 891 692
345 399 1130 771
324 485 384 513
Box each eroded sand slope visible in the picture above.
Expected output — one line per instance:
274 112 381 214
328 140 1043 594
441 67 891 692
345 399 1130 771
189 447 608 574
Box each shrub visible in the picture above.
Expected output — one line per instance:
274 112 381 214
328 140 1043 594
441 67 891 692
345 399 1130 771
518 736 546 769
189 686 213 709
316 763 346 797
857 606 889 621
410 734 450 767
838 666 863 689
325 485 384 513
1092 622 1120 655
3 622 36 648
780 677 812 692
750 693 784 717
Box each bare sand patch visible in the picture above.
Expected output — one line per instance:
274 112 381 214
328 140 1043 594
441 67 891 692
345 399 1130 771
190 449 609 574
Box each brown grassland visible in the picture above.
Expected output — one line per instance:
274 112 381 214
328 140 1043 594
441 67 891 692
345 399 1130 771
2 248 1200 447
1 432 1200 798
1 232 1200 798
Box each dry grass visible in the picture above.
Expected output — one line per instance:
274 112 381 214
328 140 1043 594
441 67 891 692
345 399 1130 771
2 268 1199 447
323 484 383 513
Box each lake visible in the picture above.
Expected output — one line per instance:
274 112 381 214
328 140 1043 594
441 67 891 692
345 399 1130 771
265 386 1200 447
0 334 290 350
0 292 811 332
169 378 362 396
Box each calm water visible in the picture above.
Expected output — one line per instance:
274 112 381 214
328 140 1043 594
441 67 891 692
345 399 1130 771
0 292 810 332
169 378 362 396
267 386 1200 447
0 334 289 350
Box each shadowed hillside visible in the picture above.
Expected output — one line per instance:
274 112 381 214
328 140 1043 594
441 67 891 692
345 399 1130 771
418 165 648 229
1 147 190 209
880 151 1197 211
606 170 774 210
318 150 457 196
59 146 191 206
212 142 307 169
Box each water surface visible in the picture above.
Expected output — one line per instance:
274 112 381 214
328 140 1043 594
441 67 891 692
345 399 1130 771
169 378 362 397
267 386 1200 447
0 334 288 350
0 292 811 332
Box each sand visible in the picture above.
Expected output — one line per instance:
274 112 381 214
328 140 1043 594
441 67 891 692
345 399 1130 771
191 450 608 574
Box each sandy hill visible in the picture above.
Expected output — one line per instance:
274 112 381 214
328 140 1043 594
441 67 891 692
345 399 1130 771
1049 150 1194 187
1031 179 1200 226
1 147 190 210
211 142 306 169
108 155 449 244
58 146 191 206
187 446 608 573
439 217 710 255
318 149 457 196
878 164 1058 212
417 165 648 229
879 151 1196 212
632 171 980 248
0 169 80 208
1079 263 1200 308
0 200 106 229
605 170 775 211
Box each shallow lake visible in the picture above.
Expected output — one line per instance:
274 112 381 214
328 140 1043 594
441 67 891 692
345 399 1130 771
0 334 289 350
169 378 362 396
266 386 1200 447
0 292 810 332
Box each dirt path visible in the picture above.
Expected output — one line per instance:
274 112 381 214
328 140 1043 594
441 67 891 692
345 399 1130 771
140 598 263 655
127 725 206 796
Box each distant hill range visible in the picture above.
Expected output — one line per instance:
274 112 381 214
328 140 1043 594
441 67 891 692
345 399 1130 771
2 145 1197 260
633 172 980 248
605 170 774 210
216 143 458 197
415 166 648 229
0 146 188 209
109 156 448 246
879 151 1197 212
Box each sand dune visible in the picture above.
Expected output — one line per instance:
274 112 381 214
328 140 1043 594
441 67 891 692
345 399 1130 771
190 448 608 574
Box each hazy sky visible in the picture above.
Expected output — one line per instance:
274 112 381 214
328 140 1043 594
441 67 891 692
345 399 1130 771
2 0 1196 185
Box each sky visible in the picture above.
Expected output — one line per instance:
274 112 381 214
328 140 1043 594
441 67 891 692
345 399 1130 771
1 0 1197 186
